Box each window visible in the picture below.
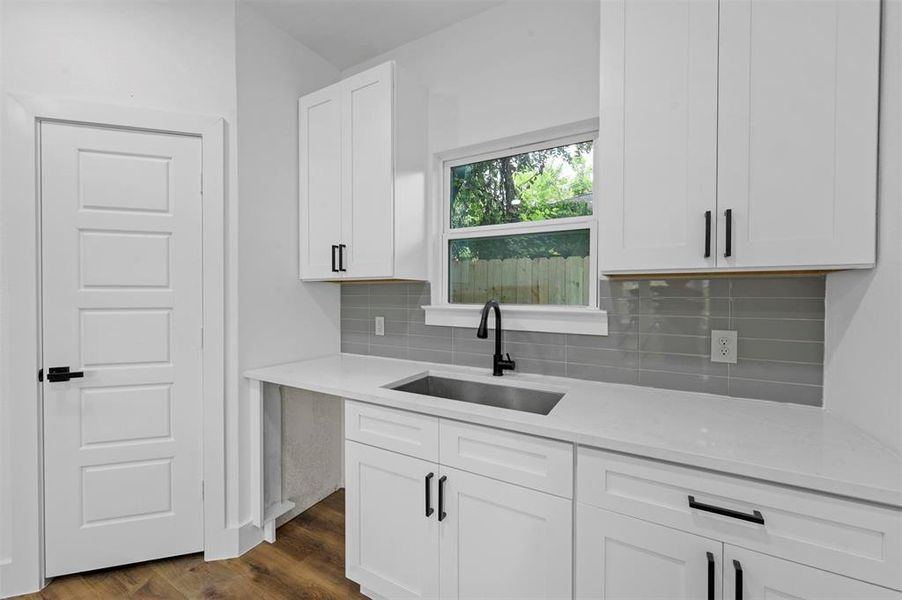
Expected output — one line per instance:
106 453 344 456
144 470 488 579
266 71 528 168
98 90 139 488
443 135 597 308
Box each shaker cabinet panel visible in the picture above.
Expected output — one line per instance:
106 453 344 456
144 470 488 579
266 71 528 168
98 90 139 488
345 441 440 599
342 63 395 279
298 83 343 279
717 0 880 270
439 466 572 600
724 545 902 600
598 0 719 274
576 504 723 600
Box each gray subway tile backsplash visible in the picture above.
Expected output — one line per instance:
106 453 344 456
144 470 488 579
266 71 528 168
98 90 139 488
340 277 826 406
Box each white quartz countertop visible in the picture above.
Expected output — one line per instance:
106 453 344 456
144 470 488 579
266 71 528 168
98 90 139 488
245 353 902 508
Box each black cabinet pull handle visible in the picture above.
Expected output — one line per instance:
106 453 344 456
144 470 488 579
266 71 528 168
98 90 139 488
331 245 339 273
425 473 434 517
706 552 715 600
689 496 764 525
438 475 447 521
724 208 733 257
46 366 84 383
338 244 347 272
704 210 712 258
733 559 743 600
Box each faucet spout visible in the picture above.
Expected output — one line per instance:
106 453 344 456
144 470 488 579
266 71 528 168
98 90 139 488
477 300 516 376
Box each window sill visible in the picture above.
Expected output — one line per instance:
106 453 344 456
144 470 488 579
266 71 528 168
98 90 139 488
423 304 608 336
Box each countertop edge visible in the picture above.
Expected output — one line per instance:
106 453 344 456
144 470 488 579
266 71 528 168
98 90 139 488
244 360 902 510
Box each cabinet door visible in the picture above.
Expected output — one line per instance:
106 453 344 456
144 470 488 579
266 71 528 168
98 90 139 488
717 0 880 269
724 546 901 600
299 82 343 279
576 504 722 600
598 0 719 274
345 441 439 599
439 466 571 600
341 62 394 278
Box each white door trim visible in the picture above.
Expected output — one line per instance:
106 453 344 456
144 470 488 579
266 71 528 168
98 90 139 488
0 94 230 597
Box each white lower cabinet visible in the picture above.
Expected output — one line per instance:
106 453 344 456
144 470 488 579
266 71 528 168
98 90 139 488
344 406 901 600
724 546 900 600
344 403 574 600
346 441 572 600
576 446 902 600
345 441 440 599
439 466 572 600
576 504 722 600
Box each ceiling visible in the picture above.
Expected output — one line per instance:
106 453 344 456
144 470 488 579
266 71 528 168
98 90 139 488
248 0 505 70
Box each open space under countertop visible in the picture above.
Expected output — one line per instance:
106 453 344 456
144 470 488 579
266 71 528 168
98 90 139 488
245 353 902 508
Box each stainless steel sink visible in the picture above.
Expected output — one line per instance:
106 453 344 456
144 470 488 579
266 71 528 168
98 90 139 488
387 374 564 415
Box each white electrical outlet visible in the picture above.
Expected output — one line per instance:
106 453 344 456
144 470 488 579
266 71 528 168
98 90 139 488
374 316 385 336
710 330 738 364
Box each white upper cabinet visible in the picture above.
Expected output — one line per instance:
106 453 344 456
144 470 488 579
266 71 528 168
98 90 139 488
298 61 428 281
342 64 395 279
717 0 880 270
598 0 719 273
600 0 880 275
299 82 343 280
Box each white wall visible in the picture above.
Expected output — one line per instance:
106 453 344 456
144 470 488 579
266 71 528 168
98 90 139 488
0 1 240 595
824 0 902 454
235 2 341 527
0 1 7 594
344 0 600 154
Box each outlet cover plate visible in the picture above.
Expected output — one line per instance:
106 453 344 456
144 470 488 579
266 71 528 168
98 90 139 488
374 316 385 336
711 330 738 364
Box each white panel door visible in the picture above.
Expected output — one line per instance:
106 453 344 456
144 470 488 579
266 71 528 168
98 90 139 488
439 466 572 600
345 441 440 599
717 0 880 269
299 82 343 279
724 545 901 600
598 0 719 274
576 504 722 600
41 122 204 576
341 61 394 279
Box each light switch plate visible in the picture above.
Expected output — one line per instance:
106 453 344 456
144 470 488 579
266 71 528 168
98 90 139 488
711 330 738 364
374 316 385 336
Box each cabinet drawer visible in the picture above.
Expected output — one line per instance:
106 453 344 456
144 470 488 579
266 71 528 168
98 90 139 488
440 420 573 497
345 401 438 462
578 446 902 591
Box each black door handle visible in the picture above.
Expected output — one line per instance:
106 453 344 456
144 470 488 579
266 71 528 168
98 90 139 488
425 472 434 517
689 496 765 525
331 245 339 273
733 559 743 600
724 208 733 258
46 366 84 383
438 475 447 521
338 244 347 272
707 552 715 600
704 210 712 258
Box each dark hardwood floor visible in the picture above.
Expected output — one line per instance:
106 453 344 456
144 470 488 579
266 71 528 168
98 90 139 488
21 490 367 599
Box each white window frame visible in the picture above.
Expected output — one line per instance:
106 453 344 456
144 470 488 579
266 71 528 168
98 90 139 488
424 122 608 336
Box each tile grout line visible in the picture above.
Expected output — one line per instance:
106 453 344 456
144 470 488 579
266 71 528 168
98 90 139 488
727 279 734 394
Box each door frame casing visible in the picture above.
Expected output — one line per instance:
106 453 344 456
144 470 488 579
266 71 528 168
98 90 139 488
0 95 230 596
